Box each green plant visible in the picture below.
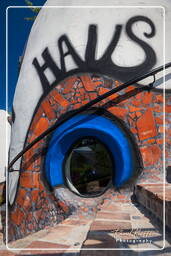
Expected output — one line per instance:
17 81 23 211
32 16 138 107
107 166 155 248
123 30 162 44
24 0 41 21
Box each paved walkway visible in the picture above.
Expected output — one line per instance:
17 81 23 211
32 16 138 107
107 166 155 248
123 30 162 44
0 198 171 256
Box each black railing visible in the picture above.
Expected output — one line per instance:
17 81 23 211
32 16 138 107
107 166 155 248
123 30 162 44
8 62 171 170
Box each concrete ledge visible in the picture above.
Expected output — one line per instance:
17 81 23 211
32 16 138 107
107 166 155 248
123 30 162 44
134 184 171 231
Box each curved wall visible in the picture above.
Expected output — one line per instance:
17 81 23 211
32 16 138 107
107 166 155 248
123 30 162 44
7 1 171 241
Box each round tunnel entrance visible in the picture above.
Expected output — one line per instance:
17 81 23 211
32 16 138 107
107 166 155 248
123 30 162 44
64 136 113 197
45 108 143 197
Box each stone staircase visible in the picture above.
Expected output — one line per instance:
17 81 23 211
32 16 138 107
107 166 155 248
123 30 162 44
0 184 171 255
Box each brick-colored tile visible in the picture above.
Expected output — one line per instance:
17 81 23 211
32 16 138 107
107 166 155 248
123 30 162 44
130 127 137 134
19 241 69 255
129 106 142 112
166 105 171 113
99 204 123 212
83 232 119 249
61 219 91 226
158 126 164 133
89 92 97 100
31 189 39 202
136 111 142 118
134 184 171 229
155 117 163 125
96 211 130 221
52 90 69 108
41 99 56 120
58 201 69 213
132 99 142 107
20 172 39 189
90 220 131 232
32 173 40 189
0 250 15 256
10 208 25 226
143 138 155 144
142 91 153 105
26 212 33 223
81 75 102 91
154 94 163 103
8 72 168 243
63 77 77 94
22 195 31 211
30 108 43 130
152 104 162 113
34 117 49 137
39 226 75 242
109 106 128 119
16 188 27 207
140 145 162 166
23 149 34 166
98 87 109 95
137 108 157 140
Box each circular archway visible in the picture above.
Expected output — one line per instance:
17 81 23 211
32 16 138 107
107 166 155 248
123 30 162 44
45 108 142 197
64 136 113 197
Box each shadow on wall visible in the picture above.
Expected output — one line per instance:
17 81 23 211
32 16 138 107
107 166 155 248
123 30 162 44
166 166 171 183
154 72 171 89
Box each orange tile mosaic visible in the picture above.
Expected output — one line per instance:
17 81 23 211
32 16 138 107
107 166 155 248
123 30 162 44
8 73 170 242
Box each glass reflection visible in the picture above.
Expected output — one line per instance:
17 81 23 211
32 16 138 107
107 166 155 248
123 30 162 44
65 137 113 196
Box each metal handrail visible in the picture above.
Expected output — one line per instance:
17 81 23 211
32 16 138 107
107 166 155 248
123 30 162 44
8 62 171 170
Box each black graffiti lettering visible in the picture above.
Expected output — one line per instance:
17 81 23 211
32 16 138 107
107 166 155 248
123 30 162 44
99 25 122 62
32 48 62 92
124 16 156 76
85 24 123 72
85 24 97 66
95 24 123 74
58 35 85 73
95 17 156 82
32 15 157 93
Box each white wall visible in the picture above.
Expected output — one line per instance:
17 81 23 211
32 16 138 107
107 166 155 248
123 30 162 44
0 110 11 183
8 0 171 204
